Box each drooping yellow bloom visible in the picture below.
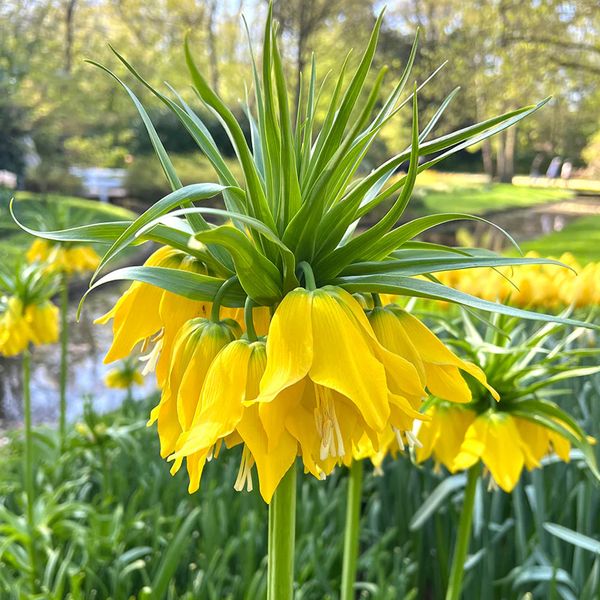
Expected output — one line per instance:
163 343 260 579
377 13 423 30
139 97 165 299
369 305 498 404
452 411 540 492
413 405 579 492
249 286 425 480
0 296 59 356
149 316 242 459
415 403 476 472
513 417 571 468
95 246 211 369
171 339 298 502
25 301 59 346
27 238 101 275
0 297 32 356
104 364 144 389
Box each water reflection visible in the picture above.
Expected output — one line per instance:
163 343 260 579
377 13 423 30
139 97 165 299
0 285 156 427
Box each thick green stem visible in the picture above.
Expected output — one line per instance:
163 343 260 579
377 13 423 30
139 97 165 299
445 463 481 600
244 297 258 342
341 459 363 600
267 462 297 600
297 261 316 291
59 273 69 449
210 276 239 322
22 349 37 592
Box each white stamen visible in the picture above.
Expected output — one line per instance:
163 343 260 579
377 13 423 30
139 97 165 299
234 445 254 492
139 332 163 375
393 427 405 451
314 386 345 460
406 430 422 449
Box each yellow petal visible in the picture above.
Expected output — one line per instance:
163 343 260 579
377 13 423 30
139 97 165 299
176 340 253 456
237 405 297 503
309 289 389 431
258 288 314 402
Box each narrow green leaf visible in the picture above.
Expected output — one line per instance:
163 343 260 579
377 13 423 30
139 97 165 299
78 266 246 319
151 508 202 599
543 523 600 555
91 183 227 282
409 473 467 530
335 274 599 329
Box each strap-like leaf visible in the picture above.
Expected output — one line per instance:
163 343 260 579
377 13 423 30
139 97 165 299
340 254 567 277
78 266 247 318
91 183 228 282
335 274 599 329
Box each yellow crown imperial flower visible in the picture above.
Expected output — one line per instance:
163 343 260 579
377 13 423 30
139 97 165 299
95 246 211 369
249 286 426 478
368 305 498 404
0 297 32 356
0 295 59 357
104 365 144 389
25 301 59 346
452 411 542 492
513 417 573 469
149 316 242 460
27 238 101 275
171 339 298 503
415 403 477 473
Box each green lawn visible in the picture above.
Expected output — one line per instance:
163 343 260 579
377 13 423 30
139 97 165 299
416 179 573 215
520 214 600 263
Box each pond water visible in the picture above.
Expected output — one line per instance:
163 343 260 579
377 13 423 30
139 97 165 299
0 284 157 428
424 195 600 248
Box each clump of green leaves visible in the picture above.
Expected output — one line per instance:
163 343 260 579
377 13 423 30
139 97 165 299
11 7 591 333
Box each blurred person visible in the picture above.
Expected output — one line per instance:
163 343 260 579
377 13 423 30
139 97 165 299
546 156 562 183
560 159 573 186
529 153 544 183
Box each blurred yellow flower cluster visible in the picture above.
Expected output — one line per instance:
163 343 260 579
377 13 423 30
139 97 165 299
438 252 600 308
27 239 100 275
104 363 144 390
415 404 571 492
0 296 59 357
97 246 495 502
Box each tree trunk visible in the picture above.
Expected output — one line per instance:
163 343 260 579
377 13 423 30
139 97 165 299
481 140 494 181
500 125 516 183
64 0 77 74
495 132 506 182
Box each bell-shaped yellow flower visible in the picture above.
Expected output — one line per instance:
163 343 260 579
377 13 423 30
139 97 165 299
27 239 100 275
252 286 425 478
149 316 241 459
513 417 572 468
96 246 210 366
415 403 476 472
104 365 144 389
452 411 539 492
171 339 298 503
369 305 498 404
25 301 59 346
0 297 32 356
